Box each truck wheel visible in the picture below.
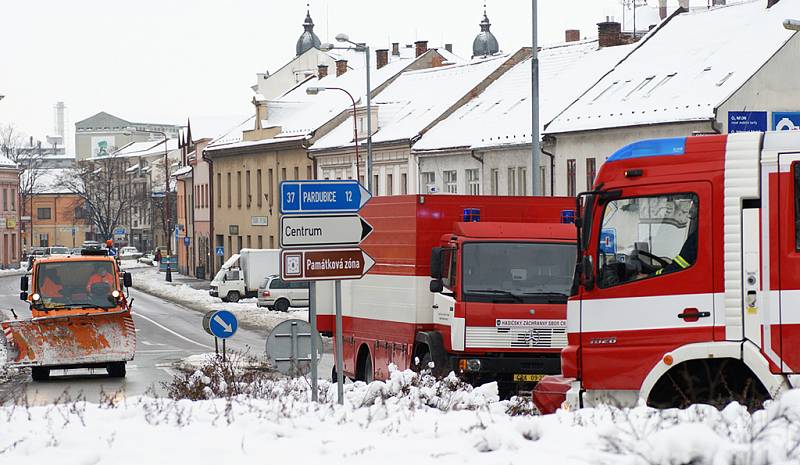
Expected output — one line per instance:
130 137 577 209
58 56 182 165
275 298 290 312
107 362 127 378
226 291 240 303
31 367 50 381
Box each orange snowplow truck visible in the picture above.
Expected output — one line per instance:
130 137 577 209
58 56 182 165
2 249 135 380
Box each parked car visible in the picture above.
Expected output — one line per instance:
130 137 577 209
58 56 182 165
70 247 82 255
256 275 309 312
137 253 156 265
47 246 70 256
119 246 142 260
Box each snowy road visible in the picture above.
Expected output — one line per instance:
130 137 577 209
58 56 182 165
0 273 329 405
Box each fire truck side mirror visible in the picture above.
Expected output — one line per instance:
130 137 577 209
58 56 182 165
581 255 595 291
19 292 27 301
430 247 444 279
20 276 28 292
430 279 444 293
123 272 133 288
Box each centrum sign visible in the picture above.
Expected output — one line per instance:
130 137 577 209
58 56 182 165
280 248 375 281
280 214 373 248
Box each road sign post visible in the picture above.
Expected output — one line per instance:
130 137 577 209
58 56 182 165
279 180 372 405
202 310 238 361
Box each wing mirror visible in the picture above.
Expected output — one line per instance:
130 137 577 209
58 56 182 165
430 279 444 293
123 272 132 288
19 291 27 301
430 247 443 279
581 255 595 291
20 276 28 292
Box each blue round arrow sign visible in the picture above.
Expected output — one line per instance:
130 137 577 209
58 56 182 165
208 310 238 339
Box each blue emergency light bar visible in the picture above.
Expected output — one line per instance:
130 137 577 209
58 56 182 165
560 210 576 224
463 208 481 222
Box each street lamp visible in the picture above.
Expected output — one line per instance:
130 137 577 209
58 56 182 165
127 127 173 282
307 86 361 182
319 33 374 193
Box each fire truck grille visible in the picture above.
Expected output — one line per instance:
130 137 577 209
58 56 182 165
465 326 568 349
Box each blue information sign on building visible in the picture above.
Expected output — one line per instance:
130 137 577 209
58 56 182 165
728 111 767 133
280 180 372 214
773 112 800 131
183 236 191 247
215 246 224 256
208 310 238 339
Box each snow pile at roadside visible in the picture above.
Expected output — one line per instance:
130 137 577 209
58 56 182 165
118 260 153 270
129 267 306 331
4 368 800 465
0 268 26 277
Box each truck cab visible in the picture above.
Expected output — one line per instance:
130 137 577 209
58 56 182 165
429 222 575 393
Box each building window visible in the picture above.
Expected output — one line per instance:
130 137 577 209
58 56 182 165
518 167 527 196
586 157 597 191
227 236 232 257
371 174 378 196
567 159 577 197
269 235 274 248
386 174 393 196
307 165 313 180
466 169 480 195
294 166 299 180
490 169 499 195
421 172 435 193
401 173 408 194
257 169 262 207
508 167 517 196
247 235 252 248
246 170 251 208
10 190 14 211
226 172 231 207
268 168 274 206
258 235 263 249
217 174 221 207
39 233 49 247
444 170 457 194
237 236 242 253
11 233 16 260
281 168 287 181
237 171 242 208
2 189 6 211
37 207 51 219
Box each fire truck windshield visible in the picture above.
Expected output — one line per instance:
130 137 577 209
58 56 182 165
461 242 574 304
35 261 118 309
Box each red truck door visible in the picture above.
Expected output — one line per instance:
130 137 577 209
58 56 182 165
580 183 715 390
777 155 800 373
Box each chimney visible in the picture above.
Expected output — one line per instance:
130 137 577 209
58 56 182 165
767 0 780 7
597 20 622 48
658 0 667 19
391 42 400 56
376 49 389 69
445 43 453 53
415 40 428 57
317 64 328 79
335 59 347 77
565 29 580 42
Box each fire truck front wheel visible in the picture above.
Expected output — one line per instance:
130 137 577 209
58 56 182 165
647 358 769 412
31 367 50 381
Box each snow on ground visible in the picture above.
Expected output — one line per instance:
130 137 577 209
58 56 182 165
129 267 307 331
3 364 800 465
0 268 26 277
118 260 153 270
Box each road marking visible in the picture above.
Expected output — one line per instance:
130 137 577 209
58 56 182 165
137 349 185 354
132 312 213 349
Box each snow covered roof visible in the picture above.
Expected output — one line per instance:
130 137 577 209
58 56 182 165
106 139 180 159
546 0 798 134
0 154 16 169
27 169 77 194
171 165 192 178
413 40 634 152
311 54 511 151
209 50 436 153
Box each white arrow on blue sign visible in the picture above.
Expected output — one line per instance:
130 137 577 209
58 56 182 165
280 180 371 215
208 310 238 339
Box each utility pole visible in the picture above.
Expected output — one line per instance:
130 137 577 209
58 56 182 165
531 0 541 196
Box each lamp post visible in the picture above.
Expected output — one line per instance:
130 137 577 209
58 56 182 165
307 86 360 181
128 127 172 282
320 34 373 192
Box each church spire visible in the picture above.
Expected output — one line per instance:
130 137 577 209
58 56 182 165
472 4 500 57
296 4 322 56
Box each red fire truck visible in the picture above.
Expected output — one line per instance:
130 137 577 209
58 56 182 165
534 131 800 414
315 194 575 394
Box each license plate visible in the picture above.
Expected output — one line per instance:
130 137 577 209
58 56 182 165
513 373 546 382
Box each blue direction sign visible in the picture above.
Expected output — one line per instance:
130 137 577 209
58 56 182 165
206 310 238 339
280 180 371 214
183 236 191 247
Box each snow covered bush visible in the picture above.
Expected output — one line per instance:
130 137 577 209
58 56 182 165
164 351 276 401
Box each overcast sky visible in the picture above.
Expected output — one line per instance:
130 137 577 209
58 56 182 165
0 0 730 145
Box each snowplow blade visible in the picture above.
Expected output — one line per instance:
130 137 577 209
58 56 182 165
1 311 136 368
